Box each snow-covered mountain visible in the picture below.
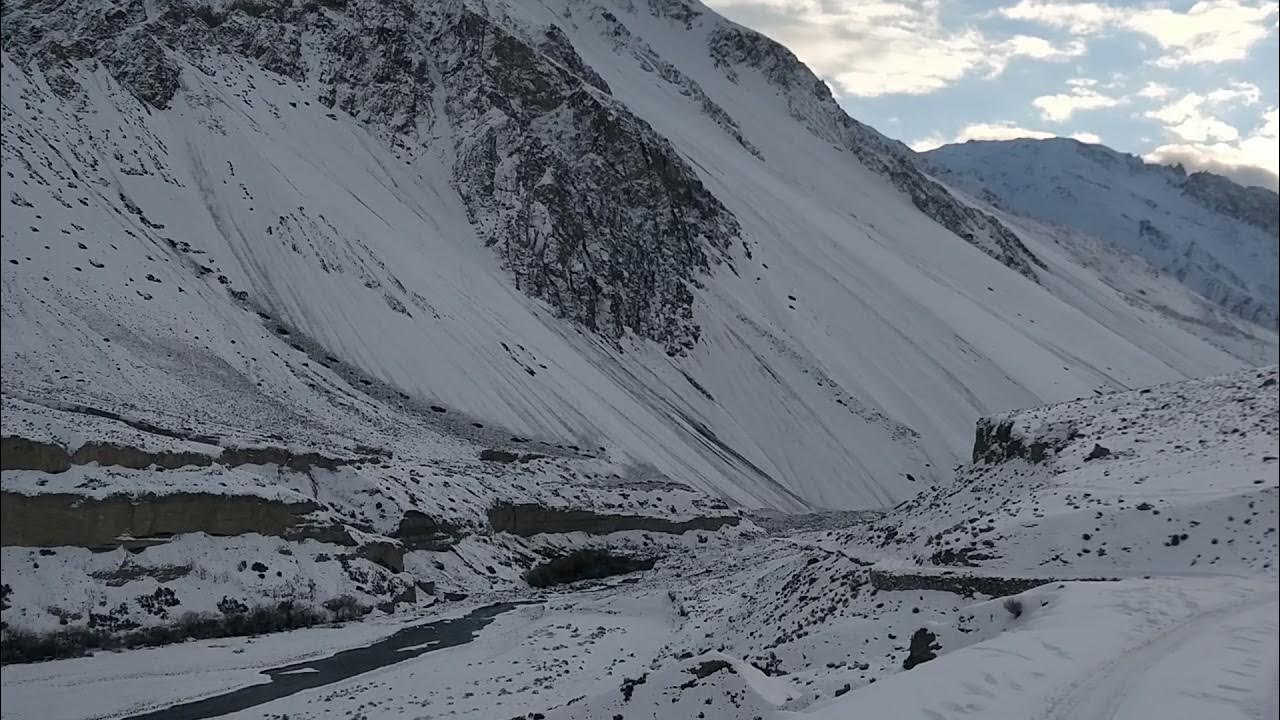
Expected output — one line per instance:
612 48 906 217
924 138 1280 328
1 0 1278 686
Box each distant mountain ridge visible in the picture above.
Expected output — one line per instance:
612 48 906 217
923 138 1279 328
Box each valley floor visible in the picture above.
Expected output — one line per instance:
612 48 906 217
3 524 1276 720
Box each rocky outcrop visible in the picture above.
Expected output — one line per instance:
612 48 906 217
478 449 544 464
0 437 73 472
0 435 367 473
523 549 657 588
391 510 461 551
0 491 321 549
902 628 940 670
1181 171 1280 236
443 9 741 355
487 502 739 537
970 419 1077 465
357 540 406 574
869 568 1114 598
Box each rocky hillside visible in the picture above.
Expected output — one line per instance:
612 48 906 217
848 364 1279 576
924 138 1280 328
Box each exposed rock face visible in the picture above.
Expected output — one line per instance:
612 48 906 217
868 568 1092 598
444 9 740 355
0 0 741 355
357 540 406 574
902 628 940 670
0 491 320 549
487 502 739 536
0 437 73 473
522 549 657 588
970 419 1077 465
706 26 1045 280
478 449 544 464
1181 171 1280 236
392 510 461 551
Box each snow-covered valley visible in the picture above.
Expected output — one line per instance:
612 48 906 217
4 366 1277 719
1 0 1277 717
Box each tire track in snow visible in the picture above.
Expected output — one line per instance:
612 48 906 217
1040 594 1279 720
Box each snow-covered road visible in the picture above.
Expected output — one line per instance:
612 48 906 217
1043 595 1280 720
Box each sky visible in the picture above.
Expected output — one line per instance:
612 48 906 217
703 0 1280 189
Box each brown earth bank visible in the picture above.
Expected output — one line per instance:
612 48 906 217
487 501 739 536
0 436 377 474
0 491 325 549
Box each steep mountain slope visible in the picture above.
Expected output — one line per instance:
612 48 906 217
3 0 1272 510
924 138 1280 328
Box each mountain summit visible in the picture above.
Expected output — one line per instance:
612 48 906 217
924 137 1280 328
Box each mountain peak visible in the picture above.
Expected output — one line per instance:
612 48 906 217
924 137 1279 327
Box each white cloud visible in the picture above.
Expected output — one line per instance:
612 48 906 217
910 121 1101 150
1144 105 1278 190
1206 81 1263 106
1144 83 1260 143
1136 82 1174 99
706 1 1084 97
1032 83 1124 122
1000 0 1279 67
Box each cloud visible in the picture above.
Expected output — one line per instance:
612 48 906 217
1144 82 1261 143
910 121 1101 151
1144 105 1278 190
705 0 1084 97
1032 80 1124 121
1000 0 1279 67
1136 82 1174 99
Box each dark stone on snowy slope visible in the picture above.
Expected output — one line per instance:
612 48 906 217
971 418 1076 465
391 510 462 551
902 627 940 670
1084 443 1111 461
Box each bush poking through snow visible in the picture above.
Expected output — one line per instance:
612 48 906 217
1003 597 1024 619
323 594 372 622
0 599 348 664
